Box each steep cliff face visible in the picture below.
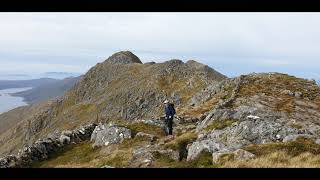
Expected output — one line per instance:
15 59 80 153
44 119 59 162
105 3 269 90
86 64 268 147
0 51 226 156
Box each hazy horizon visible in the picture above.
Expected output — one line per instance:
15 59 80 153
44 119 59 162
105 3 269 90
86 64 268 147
1 13 320 80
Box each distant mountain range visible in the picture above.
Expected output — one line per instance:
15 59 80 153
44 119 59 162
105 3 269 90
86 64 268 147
11 76 81 104
0 76 81 104
42 72 82 79
0 78 59 90
0 72 82 80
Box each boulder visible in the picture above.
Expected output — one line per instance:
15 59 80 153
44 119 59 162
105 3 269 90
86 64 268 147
187 139 227 162
59 135 71 145
129 145 180 168
294 92 303 99
129 147 156 168
90 123 132 148
232 149 255 161
212 150 231 164
281 90 294 96
212 149 255 164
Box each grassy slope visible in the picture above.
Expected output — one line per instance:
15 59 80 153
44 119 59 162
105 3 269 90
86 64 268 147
222 138 320 168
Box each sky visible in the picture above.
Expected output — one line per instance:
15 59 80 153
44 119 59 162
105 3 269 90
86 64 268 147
0 12 320 80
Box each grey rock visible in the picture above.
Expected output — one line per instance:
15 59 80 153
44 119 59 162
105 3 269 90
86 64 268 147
282 134 314 143
61 130 73 137
90 123 132 148
206 119 299 145
129 145 179 168
106 51 142 65
0 123 97 168
129 147 155 168
190 111 302 162
0 155 19 168
294 92 303 98
212 150 231 164
281 90 294 96
101 165 115 168
232 149 255 161
59 135 71 145
187 139 227 161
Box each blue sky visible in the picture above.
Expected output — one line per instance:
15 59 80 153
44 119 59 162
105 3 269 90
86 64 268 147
0 13 320 79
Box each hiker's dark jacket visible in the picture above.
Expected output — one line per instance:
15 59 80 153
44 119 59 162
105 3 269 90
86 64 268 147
165 104 175 118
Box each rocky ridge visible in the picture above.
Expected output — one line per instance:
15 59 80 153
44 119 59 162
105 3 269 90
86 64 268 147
0 51 226 157
1 52 320 168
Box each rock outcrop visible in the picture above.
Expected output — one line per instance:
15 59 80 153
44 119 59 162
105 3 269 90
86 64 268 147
129 144 180 168
105 51 142 65
0 124 96 168
186 73 320 162
90 123 132 148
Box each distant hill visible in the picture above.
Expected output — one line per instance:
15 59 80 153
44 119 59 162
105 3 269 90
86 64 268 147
42 72 82 79
11 76 81 104
0 78 58 90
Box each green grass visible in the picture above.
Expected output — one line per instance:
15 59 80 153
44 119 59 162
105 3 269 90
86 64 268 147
114 121 166 137
164 132 198 160
221 138 320 168
205 119 237 132
290 124 303 129
244 137 320 157
99 150 133 168
164 132 198 151
32 141 101 168
31 135 150 168
222 85 234 100
119 136 153 149
153 151 218 168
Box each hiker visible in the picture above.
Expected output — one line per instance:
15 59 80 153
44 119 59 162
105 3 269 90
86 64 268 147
163 100 176 136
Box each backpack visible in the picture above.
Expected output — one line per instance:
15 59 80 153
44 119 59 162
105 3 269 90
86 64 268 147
170 103 176 115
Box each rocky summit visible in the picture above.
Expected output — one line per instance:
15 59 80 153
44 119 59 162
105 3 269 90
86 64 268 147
1 51 320 168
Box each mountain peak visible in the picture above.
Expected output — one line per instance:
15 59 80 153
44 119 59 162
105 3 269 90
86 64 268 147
105 51 142 65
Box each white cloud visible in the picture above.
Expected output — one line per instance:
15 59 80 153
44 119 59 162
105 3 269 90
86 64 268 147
0 12 320 78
